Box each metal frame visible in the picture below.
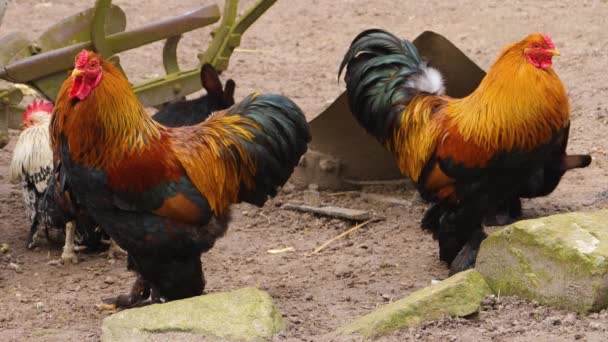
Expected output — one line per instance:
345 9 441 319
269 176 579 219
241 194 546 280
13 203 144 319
0 0 276 148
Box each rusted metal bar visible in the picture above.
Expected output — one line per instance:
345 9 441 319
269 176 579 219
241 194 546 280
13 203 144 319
136 0 277 107
134 69 201 108
91 0 113 58
0 4 220 83
199 0 277 71
162 36 183 75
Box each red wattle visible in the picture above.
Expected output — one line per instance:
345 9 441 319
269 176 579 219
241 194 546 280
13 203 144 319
69 76 92 100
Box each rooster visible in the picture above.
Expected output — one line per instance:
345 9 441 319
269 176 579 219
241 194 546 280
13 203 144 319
153 63 235 127
9 100 107 263
50 50 310 308
339 29 591 274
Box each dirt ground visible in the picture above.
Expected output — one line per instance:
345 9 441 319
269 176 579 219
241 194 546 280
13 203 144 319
1 0 608 341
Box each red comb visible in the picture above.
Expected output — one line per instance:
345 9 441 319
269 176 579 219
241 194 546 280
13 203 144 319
23 99 54 122
75 50 90 69
542 34 555 49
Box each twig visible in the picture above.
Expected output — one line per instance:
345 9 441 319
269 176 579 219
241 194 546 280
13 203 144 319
343 179 412 186
308 218 380 255
259 212 271 224
361 193 410 206
326 191 360 197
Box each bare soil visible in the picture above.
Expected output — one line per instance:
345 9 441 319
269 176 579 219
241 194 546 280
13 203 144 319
1 0 607 341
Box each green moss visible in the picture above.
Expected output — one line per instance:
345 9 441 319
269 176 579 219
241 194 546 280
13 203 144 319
101 287 284 342
335 269 493 338
477 210 608 313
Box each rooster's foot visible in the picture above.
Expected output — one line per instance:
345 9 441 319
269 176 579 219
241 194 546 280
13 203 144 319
60 249 79 264
448 230 488 276
96 293 159 311
106 240 127 260
96 275 157 311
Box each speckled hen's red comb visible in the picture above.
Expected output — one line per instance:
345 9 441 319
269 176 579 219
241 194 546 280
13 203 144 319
23 99 54 122
75 50 91 69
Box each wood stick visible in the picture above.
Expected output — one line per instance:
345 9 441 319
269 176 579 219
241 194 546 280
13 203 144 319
283 203 370 221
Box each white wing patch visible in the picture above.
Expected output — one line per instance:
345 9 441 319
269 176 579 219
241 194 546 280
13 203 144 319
405 62 446 95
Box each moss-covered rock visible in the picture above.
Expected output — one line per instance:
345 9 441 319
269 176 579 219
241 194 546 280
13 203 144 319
101 287 284 342
477 210 608 313
333 269 492 339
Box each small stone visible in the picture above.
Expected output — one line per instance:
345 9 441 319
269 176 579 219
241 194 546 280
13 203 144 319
0 243 9 254
589 322 603 331
36 302 44 310
281 183 295 194
381 294 391 302
574 333 584 340
543 316 561 326
8 262 22 273
15 293 26 303
241 210 249 217
563 313 577 325
304 294 313 301
104 276 115 285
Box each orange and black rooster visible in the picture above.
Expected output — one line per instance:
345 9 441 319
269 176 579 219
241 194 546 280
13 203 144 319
339 29 591 274
50 50 310 308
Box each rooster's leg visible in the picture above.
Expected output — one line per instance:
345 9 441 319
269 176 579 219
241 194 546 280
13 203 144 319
483 196 522 226
97 274 152 311
436 201 487 275
449 229 487 275
106 239 127 260
421 202 446 238
60 221 79 264
26 215 40 249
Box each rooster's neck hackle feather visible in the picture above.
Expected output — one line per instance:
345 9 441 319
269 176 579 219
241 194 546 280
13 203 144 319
448 40 569 152
53 60 162 169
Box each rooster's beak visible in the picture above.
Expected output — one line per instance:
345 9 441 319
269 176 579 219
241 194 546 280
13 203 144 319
71 68 83 77
549 49 560 56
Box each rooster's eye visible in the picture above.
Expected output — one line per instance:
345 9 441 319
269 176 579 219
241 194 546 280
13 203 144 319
89 61 98 68
533 43 541 49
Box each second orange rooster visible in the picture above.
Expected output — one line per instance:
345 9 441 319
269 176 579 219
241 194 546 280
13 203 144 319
340 29 591 274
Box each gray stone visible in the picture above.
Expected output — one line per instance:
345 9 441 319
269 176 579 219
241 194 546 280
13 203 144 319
477 210 608 313
334 269 492 338
101 287 284 342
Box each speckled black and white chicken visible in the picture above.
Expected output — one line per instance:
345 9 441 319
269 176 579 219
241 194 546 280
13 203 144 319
9 100 121 263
